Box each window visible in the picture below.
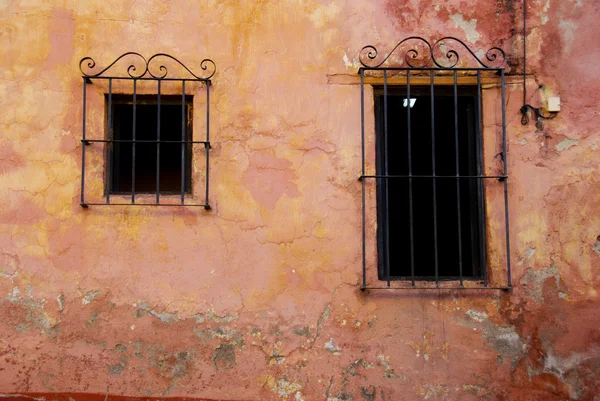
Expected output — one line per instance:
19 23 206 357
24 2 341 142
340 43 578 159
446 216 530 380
108 95 192 194
374 87 485 281
79 53 215 208
358 37 511 290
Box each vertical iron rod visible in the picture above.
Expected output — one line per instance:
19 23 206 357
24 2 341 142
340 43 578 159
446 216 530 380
205 82 210 208
477 71 488 287
453 71 464 287
360 69 366 289
106 79 112 204
383 70 391 287
407 71 415 287
181 80 185 205
430 71 439 286
156 79 161 204
81 78 87 206
131 79 137 204
523 0 527 108
501 69 511 288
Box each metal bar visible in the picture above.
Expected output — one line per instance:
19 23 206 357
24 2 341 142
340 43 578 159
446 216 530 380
360 69 366 289
81 76 210 82
407 71 415 287
181 80 185 205
360 175 507 179
131 79 137 204
106 79 112 204
430 70 439 288
523 0 527 108
156 79 161 204
205 81 210 209
453 71 464 287
82 139 209 144
477 71 488 287
81 78 87 207
359 67 503 72
383 70 390 287
82 203 210 207
501 69 511 288
360 287 510 291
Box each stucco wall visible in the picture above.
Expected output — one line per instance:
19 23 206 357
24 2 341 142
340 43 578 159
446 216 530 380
1 1 599 400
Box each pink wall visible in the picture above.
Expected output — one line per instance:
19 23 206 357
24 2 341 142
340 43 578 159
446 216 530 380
0 1 599 400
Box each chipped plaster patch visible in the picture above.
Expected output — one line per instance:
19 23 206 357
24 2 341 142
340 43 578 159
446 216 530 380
324 338 341 354
82 290 100 305
466 309 488 323
193 309 238 323
450 14 480 43
137 302 178 323
520 264 560 302
266 376 303 401
461 311 528 369
555 138 578 152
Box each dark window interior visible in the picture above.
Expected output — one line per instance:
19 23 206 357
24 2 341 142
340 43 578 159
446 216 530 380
376 87 485 280
109 95 192 193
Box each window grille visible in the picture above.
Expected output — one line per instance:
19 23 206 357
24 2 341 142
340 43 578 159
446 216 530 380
358 37 511 290
79 52 215 208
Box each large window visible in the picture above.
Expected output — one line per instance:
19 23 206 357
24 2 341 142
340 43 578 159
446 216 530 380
358 37 511 290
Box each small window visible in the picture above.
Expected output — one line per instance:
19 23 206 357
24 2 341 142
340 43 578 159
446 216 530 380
374 87 485 281
108 95 192 194
79 53 215 208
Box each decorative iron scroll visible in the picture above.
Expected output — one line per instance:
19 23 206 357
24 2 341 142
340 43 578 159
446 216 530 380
359 36 506 69
79 52 216 80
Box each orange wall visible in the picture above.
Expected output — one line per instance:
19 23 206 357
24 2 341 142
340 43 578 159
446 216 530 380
1 1 599 400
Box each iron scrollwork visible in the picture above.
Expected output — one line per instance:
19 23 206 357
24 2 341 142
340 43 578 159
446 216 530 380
359 36 506 69
79 52 216 80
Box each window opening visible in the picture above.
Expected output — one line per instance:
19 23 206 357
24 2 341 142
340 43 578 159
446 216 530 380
79 53 215 208
109 96 192 194
358 37 511 290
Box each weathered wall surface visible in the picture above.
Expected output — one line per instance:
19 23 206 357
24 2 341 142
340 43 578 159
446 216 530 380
1 0 599 400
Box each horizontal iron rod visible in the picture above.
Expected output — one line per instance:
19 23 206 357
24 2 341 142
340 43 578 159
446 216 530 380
360 175 507 179
82 139 209 144
82 76 210 82
360 287 510 291
359 67 504 72
82 203 209 207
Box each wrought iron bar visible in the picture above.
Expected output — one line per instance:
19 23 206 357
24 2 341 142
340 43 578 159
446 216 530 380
430 70 439 287
501 69 511 288
106 79 113 204
383 70 390 287
205 81 211 210
131 79 137 204
406 71 415 287
453 71 464 287
81 78 87 207
360 175 507 179
360 69 366 289
181 80 185 205
477 71 488 287
156 79 161 204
